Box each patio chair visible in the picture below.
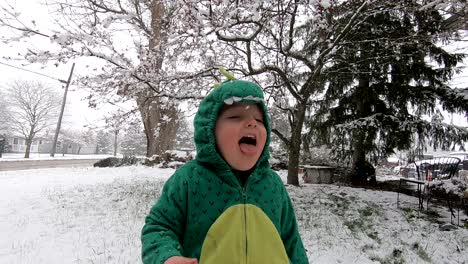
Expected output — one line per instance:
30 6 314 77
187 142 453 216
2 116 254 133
397 156 461 211
422 157 462 224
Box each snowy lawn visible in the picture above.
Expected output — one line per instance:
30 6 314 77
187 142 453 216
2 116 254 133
0 166 467 264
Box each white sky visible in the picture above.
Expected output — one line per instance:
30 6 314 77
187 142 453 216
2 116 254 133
0 0 126 131
0 60 100 129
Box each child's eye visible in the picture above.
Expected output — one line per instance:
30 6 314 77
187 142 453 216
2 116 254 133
227 116 240 119
256 119 264 123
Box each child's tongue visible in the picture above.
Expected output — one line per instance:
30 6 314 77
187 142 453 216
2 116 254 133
240 143 257 155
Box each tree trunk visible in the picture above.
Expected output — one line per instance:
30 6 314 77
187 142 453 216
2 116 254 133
63 143 68 156
352 134 366 166
351 76 370 184
301 135 312 163
24 138 32 158
137 0 178 157
24 127 35 158
0 137 4 158
113 131 118 156
138 97 179 157
351 132 366 184
138 97 157 157
287 103 307 186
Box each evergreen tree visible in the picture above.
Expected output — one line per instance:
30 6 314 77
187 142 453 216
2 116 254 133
308 0 468 183
120 122 147 156
95 130 112 155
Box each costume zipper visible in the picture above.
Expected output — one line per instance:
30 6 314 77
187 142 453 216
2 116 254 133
242 186 248 264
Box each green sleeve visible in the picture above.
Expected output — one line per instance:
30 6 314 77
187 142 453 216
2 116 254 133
141 173 187 264
280 186 309 264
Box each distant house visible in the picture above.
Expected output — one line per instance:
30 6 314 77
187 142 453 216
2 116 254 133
4 136 96 155
7 136 42 153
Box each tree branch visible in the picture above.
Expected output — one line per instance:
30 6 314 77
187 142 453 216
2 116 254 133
305 0 370 95
272 128 291 146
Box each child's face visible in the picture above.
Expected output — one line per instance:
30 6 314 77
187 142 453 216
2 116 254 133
215 103 267 171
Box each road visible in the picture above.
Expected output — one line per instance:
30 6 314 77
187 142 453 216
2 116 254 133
0 159 100 171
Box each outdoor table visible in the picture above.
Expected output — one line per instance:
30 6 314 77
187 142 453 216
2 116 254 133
397 177 426 210
302 165 334 184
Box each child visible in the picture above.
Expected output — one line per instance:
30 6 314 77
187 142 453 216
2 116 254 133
141 78 309 264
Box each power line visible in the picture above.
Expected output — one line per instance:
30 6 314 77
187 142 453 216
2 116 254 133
0 61 66 83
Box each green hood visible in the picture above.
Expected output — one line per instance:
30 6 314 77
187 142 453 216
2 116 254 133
194 80 271 174
142 79 309 263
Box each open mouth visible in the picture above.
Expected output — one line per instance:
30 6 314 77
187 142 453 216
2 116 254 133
239 135 257 146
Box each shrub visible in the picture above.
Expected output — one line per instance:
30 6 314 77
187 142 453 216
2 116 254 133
93 157 121 167
93 156 141 168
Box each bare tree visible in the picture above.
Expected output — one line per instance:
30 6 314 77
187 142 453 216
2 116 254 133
79 128 97 154
176 0 370 185
103 110 126 157
0 0 214 157
6 80 61 158
57 128 90 155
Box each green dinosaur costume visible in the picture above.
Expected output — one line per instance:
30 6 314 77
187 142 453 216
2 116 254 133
141 80 308 264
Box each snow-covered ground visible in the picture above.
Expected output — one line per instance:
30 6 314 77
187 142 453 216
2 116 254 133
0 166 467 263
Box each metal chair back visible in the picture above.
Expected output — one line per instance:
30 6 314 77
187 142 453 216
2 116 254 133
415 157 461 181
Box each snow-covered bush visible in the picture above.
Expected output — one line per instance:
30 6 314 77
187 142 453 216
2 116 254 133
93 156 141 167
142 150 193 169
427 178 467 199
93 157 121 167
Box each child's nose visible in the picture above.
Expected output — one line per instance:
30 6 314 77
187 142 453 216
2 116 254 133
245 117 257 127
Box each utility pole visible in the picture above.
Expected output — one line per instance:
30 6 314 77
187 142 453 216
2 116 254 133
50 63 75 157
